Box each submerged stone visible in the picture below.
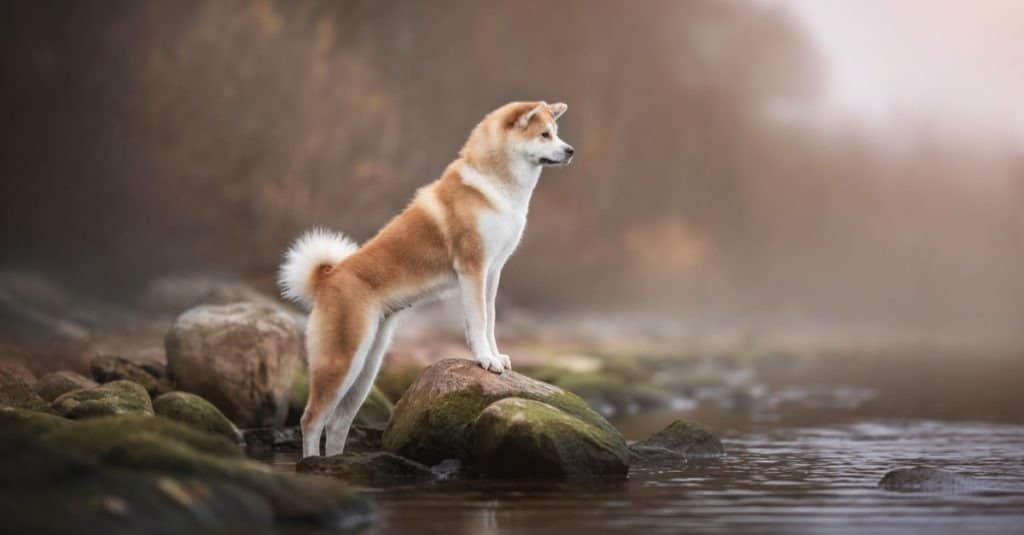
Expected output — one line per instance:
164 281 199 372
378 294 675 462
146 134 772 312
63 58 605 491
879 467 983 492
297 452 437 484
630 420 724 464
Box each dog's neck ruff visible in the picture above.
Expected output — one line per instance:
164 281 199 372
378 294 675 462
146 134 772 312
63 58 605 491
460 160 540 215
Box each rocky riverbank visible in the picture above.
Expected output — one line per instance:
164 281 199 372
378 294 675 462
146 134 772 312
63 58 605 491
0 272 732 532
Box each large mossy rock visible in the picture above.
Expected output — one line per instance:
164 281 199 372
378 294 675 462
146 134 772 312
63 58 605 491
382 358 628 477
91 354 175 397
52 380 154 419
473 398 630 477
0 408 372 532
36 371 98 401
629 420 724 463
165 303 302 427
153 391 243 444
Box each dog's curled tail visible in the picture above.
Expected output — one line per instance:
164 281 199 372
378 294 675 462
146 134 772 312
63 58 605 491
278 228 359 308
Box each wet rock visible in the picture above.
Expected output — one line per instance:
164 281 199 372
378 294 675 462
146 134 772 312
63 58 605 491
90 354 175 397
630 421 724 463
243 424 382 456
52 380 154 419
297 452 437 484
0 362 53 413
165 303 302 427
473 398 630 477
36 371 98 401
153 391 243 444
0 409 372 531
879 467 983 492
383 358 628 477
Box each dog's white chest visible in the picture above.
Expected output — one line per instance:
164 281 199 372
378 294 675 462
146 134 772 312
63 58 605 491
478 209 526 261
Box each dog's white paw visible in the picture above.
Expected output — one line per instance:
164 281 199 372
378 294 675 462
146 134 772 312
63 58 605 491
498 353 512 370
476 354 505 374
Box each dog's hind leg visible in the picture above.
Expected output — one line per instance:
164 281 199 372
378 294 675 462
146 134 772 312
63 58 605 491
323 312 400 456
300 306 380 458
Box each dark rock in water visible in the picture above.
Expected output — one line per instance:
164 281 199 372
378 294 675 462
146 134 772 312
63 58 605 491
297 452 437 484
244 424 382 456
473 397 630 478
165 303 302 428
630 421 724 463
36 371 98 401
90 354 175 397
52 380 154 419
0 363 54 413
383 358 629 478
154 391 243 444
0 408 373 532
244 426 303 455
879 467 983 492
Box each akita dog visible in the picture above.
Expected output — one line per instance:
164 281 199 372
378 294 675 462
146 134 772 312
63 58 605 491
278 101 574 457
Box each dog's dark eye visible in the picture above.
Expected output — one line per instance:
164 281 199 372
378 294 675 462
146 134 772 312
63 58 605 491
541 132 551 139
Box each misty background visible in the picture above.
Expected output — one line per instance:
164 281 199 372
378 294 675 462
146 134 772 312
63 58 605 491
2 0 1022 348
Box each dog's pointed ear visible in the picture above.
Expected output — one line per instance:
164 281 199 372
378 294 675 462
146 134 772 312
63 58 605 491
515 102 548 129
548 102 568 121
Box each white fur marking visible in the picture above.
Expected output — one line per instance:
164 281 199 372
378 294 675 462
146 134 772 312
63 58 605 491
278 228 359 308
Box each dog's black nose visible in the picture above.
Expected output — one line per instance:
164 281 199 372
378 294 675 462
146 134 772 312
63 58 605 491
565 147 575 157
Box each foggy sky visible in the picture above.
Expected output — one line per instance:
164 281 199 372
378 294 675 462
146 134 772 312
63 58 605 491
773 0 1024 147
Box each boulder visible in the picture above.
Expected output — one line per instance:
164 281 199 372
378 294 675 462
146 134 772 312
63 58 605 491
0 360 37 386
153 391 243 444
879 467 983 492
165 303 302 427
52 380 154 419
90 354 175 397
473 398 630 477
297 452 437 484
629 421 724 463
0 409 372 531
36 371 98 401
382 358 628 477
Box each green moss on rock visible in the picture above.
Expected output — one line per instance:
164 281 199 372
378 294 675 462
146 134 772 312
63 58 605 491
153 391 243 444
382 358 627 474
473 398 630 478
52 380 154 419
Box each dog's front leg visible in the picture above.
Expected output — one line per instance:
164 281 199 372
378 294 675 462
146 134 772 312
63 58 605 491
457 266 505 373
485 266 511 370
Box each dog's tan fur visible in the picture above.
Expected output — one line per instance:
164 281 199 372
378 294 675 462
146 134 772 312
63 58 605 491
280 101 573 457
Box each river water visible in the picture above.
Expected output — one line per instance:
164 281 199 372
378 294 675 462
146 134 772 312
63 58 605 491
279 352 1024 535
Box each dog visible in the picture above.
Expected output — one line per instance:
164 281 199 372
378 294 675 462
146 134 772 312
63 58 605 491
278 101 574 457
